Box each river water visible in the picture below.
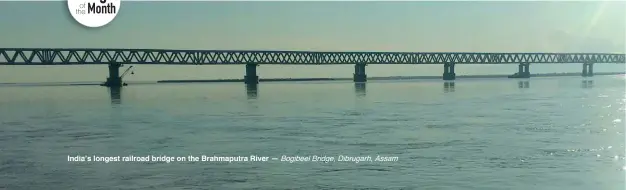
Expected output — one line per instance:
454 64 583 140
0 76 624 189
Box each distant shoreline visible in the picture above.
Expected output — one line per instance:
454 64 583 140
0 72 623 87
157 72 625 83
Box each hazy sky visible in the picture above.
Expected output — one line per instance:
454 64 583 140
1 1 624 52
0 1 624 82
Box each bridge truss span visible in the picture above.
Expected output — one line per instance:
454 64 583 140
0 48 624 65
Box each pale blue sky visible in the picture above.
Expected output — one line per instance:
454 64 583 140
0 1 624 82
1 1 624 52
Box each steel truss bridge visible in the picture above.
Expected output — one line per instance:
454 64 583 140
1 48 623 87
0 48 624 65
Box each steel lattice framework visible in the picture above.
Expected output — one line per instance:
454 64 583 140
0 48 624 65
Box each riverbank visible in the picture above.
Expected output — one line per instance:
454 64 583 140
0 72 622 87
157 72 625 83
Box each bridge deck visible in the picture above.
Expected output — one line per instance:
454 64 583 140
0 48 624 65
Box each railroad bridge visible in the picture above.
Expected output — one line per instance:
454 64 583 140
0 48 623 87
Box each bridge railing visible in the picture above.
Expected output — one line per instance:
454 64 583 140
0 48 624 65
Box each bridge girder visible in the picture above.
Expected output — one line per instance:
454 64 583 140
0 48 624 65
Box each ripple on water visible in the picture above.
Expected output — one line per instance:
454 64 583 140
0 77 624 189
424 123 459 129
347 140 465 150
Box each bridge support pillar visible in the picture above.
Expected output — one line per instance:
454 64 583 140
353 64 367 82
443 63 456 80
510 63 530 78
244 63 259 85
523 63 530 78
582 63 594 77
103 63 123 87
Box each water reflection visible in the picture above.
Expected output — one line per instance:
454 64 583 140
518 81 529 89
355 82 366 97
444 82 455 93
109 87 122 104
582 80 594 89
246 84 258 99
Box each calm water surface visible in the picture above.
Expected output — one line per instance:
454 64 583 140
0 76 624 189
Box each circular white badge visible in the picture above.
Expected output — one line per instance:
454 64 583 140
68 0 121 28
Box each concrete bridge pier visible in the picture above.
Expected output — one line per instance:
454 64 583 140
443 63 456 80
244 63 259 85
516 63 531 78
103 63 123 87
582 63 594 77
353 64 367 82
